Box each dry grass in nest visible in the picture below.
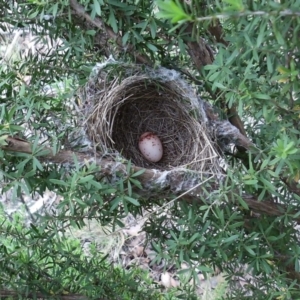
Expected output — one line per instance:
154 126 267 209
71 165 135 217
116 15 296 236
83 65 219 173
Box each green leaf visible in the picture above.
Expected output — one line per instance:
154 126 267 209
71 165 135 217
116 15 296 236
131 168 145 177
237 196 249 209
260 177 276 192
197 265 212 272
35 149 52 157
253 93 271 100
203 64 219 71
50 3 58 17
213 82 226 90
295 259 300 272
188 233 200 244
256 21 266 48
108 8 118 33
124 196 140 206
199 205 209 211
16 158 31 173
86 30 97 36
208 71 220 82
132 30 144 42
149 19 157 39
223 0 244 11
122 31 130 45
107 0 134 9
118 179 124 193
126 159 132 174
229 221 244 229
49 179 69 187
127 180 132 197
156 0 192 23
202 209 209 222
146 43 158 52
223 234 239 244
75 197 87 207
93 0 102 16
0 135 8 146
90 180 102 189
267 55 274 73
110 196 123 211
78 175 94 184
129 178 143 189
244 179 258 185
260 158 270 170
244 246 256 256
104 188 117 194
32 157 43 171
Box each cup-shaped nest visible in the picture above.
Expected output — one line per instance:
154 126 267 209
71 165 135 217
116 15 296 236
83 66 218 172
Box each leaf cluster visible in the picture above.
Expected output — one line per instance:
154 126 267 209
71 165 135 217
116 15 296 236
0 209 171 299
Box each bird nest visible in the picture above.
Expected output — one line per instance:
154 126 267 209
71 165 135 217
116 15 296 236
80 62 219 173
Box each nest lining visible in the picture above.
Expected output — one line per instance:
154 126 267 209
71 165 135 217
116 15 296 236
83 68 219 173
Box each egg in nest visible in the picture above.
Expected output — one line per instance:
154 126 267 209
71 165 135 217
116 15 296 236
138 132 163 163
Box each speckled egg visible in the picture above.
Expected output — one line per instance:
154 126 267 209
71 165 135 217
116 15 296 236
138 132 163 162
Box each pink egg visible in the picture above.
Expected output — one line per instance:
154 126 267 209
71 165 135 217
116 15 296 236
138 132 163 162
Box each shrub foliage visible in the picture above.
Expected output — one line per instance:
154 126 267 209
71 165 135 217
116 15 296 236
1 0 300 299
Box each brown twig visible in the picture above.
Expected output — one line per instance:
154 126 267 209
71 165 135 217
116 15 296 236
184 23 214 68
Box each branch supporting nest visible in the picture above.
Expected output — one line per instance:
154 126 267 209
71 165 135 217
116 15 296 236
0 289 91 300
2 136 298 224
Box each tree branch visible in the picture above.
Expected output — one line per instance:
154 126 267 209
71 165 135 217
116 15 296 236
183 23 214 68
178 12 249 148
2 137 299 223
0 289 94 300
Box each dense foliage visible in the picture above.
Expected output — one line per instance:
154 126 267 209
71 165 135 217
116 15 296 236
1 0 300 299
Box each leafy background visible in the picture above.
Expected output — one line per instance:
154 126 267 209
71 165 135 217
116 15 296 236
1 0 300 299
